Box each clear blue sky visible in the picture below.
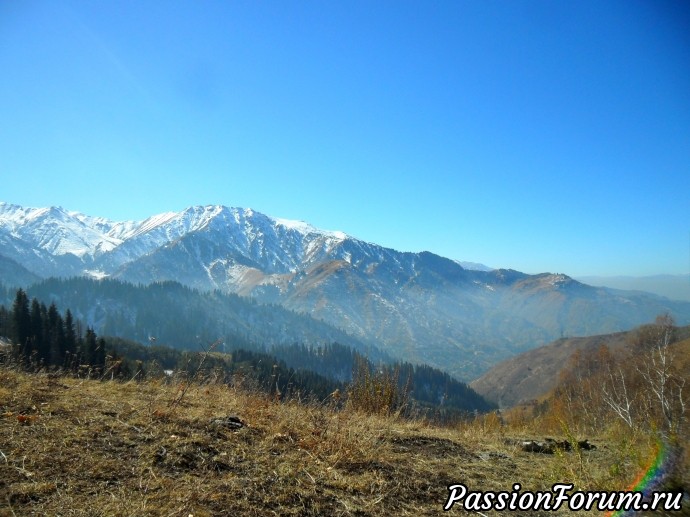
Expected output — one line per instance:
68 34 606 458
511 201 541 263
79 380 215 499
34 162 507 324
1 1 689 277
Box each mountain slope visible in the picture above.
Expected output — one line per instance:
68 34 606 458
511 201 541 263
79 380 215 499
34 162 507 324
470 331 632 408
2 201 690 380
471 324 690 408
0 254 40 288
16 277 382 361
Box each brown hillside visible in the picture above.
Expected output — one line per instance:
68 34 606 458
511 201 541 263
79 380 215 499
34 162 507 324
470 331 631 408
472 324 690 409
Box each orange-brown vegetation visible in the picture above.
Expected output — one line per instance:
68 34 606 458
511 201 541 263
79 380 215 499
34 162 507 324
507 316 690 497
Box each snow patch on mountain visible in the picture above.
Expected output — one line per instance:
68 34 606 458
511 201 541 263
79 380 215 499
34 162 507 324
273 217 347 241
84 269 109 279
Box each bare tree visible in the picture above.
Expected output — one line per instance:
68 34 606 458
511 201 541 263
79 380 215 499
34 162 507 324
635 315 687 436
601 362 637 429
559 346 614 432
598 315 687 436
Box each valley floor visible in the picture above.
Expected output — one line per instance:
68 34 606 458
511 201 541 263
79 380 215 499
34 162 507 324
0 368 657 516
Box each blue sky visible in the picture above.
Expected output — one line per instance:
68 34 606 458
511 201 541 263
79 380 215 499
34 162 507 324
1 1 689 277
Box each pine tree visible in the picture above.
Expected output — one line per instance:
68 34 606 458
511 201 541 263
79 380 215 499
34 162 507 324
11 289 31 358
47 302 65 366
63 309 77 358
29 298 47 362
83 327 97 367
94 337 106 370
0 305 9 338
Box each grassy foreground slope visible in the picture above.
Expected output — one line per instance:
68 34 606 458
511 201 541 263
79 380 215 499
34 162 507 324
0 368 656 516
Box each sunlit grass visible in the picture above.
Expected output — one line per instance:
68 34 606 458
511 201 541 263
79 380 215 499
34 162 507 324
0 366 658 516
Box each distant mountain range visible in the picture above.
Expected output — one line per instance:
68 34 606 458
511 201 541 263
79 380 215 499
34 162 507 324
576 274 690 302
2 201 690 380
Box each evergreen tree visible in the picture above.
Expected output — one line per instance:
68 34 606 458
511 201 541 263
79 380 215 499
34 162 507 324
11 289 31 357
0 305 9 338
39 302 49 362
47 302 65 366
63 309 77 358
29 298 47 362
94 337 106 370
83 327 97 366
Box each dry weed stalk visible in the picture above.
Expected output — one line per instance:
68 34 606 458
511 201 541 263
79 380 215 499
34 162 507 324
166 338 221 416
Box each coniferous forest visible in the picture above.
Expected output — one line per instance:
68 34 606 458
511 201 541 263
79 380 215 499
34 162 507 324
0 285 495 417
1 288 106 372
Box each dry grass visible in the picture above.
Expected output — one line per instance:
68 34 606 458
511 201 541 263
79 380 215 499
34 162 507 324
0 367 648 516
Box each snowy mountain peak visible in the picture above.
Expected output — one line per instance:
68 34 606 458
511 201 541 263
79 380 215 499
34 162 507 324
0 202 121 257
168 204 349 243
0 202 353 275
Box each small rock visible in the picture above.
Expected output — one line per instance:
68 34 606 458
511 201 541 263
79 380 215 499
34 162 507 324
208 415 244 430
522 441 554 454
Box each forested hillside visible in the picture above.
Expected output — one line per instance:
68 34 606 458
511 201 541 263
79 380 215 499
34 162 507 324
0 277 382 359
0 287 494 416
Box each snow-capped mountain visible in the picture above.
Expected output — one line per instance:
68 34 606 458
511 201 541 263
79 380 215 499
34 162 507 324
0 203 121 257
0 202 350 280
2 201 690 380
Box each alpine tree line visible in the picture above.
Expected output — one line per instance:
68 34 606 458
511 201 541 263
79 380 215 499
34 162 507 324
0 288 106 371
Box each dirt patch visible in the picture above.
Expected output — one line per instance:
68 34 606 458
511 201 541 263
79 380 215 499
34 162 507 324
388 434 476 459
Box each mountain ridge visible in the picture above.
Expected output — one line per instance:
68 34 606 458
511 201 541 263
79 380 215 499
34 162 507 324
576 274 690 302
2 200 690 380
